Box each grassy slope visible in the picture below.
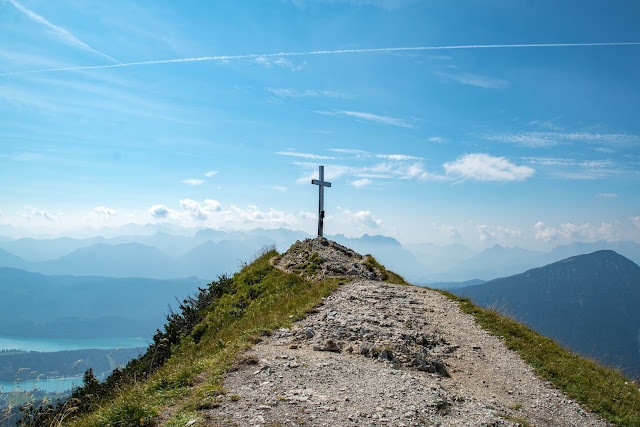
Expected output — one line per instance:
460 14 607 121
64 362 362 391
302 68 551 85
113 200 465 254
66 250 345 426
437 289 640 426
29 249 640 426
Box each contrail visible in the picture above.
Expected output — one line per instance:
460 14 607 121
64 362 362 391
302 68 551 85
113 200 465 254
2 41 639 77
7 0 119 64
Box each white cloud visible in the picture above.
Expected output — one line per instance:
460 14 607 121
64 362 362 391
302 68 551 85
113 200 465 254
332 207 383 231
350 178 372 188
266 87 346 98
299 210 316 220
317 110 416 128
18 207 55 221
634 216 640 229
93 206 117 216
229 205 297 228
427 137 445 143
436 71 509 88
443 153 535 182
182 179 204 186
149 204 173 219
180 199 222 221
7 0 118 63
534 221 615 243
595 193 618 199
376 154 422 161
205 170 219 177
276 151 336 160
476 224 522 241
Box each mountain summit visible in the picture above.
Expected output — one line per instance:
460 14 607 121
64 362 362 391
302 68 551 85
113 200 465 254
26 239 638 426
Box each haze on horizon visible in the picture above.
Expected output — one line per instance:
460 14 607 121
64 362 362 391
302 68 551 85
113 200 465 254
1 0 639 251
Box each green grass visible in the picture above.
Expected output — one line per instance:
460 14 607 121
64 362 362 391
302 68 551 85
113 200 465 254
27 248 640 426
66 250 345 426
437 289 640 426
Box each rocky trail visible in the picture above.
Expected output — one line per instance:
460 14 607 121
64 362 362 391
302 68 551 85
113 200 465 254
200 238 607 426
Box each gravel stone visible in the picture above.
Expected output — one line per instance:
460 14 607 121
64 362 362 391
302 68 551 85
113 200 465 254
201 239 609 426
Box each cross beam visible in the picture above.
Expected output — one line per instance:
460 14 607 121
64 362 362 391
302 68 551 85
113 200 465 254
311 165 331 237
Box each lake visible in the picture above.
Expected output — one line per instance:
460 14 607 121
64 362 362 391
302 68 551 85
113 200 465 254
0 335 150 352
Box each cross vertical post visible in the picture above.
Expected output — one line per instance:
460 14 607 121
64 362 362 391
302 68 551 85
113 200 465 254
311 165 331 237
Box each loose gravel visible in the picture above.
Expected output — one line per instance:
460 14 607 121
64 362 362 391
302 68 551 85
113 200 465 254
199 239 608 426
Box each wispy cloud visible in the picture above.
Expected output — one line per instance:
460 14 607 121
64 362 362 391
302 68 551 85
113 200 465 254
485 131 640 148
205 170 219 177
266 87 347 98
427 136 445 143
329 148 371 156
524 156 622 180
182 179 204 186
596 193 618 199
350 178 372 188
264 185 288 192
317 110 417 128
255 56 302 71
7 0 119 63
443 153 534 182
7 42 639 77
436 71 509 88
276 151 336 160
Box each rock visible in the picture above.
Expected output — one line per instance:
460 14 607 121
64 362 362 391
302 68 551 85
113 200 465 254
360 342 373 356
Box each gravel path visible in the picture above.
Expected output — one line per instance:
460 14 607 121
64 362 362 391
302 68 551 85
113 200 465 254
202 272 608 426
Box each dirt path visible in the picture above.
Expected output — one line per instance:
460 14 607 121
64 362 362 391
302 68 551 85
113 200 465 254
201 277 607 426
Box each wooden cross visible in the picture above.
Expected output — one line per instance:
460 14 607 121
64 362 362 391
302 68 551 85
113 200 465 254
311 165 331 237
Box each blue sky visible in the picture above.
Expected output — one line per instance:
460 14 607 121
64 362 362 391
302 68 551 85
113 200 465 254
1 0 639 249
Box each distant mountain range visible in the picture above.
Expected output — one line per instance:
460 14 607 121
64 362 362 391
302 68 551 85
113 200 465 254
454 250 640 378
0 267 202 339
2 227 640 283
417 240 640 282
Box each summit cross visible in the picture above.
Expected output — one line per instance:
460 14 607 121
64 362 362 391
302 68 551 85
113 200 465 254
311 165 331 237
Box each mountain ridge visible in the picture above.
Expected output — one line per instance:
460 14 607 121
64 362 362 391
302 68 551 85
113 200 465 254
455 250 640 378
22 238 640 426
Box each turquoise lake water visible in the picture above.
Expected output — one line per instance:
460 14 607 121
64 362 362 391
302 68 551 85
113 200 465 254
0 335 149 352
0 336 149 393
